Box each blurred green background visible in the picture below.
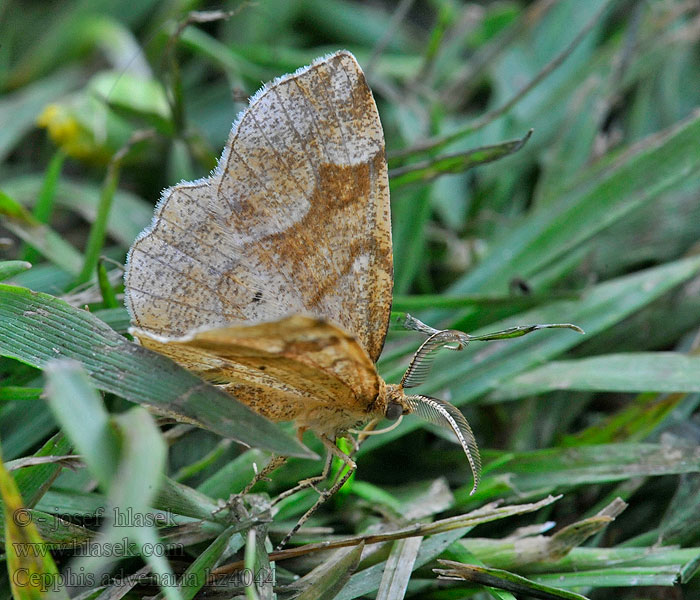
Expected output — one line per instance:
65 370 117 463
2 1 700 598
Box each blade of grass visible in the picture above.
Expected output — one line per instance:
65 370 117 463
0 387 43 401
96 260 119 309
491 353 700 400
21 150 65 264
46 360 178 598
435 562 590 600
560 392 687 446
376 536 423 600
11 433 72 510
388 130 532 188
75 130 154 286
0 260 32 281
174 525 239 600
461 443 700 504
391 0 614 160
292 543 364 600
44 360 120 490
391 291 579 312
0 190 83 275
531 566 680 588
450 110 700 295
335 527 471 600
3 175 153 248
215 495 561 571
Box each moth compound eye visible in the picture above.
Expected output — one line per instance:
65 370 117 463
385 402 403 421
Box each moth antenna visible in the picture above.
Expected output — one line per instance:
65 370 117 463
393 312 442 336
401 322 584 389
401 329 469 389
405 394 481 495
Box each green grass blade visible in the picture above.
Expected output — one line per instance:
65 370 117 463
0 190 83 275
389 130 532 188
435 562 590 600
44 360 120 490
75 160 121 285
0 261 32 281
376 537 423 600
175 525 239 600
293 544 364 600
0 443 69 600
463 443 700 504
21 150 65 264
492 353 700 400
11 433 72 510
451 111 700 295
3 175 153 248
335 527 470 600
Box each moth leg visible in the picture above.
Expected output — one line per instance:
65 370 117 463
272 450 333 505
213 455 288 517
275 435 356 550
243 455 288 495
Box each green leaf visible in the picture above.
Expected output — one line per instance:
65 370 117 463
174 525 239 600
3 175 153 248
0 190 83 275
293 543 364 600
0 260 33 281
44 359 122 492
435 562 590 600
451 111 700 294
90 71 172 134
21 150 65 264
464 443 700 504
335 527 469 600
376 537 423 600
10 433 72 510
389 130 532 188
491 353 700 400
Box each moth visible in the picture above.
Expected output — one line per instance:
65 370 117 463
124 51 508 546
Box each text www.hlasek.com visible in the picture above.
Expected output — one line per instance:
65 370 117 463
13 538 176 558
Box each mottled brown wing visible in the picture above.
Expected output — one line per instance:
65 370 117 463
125 51 392 362
133 315 382 437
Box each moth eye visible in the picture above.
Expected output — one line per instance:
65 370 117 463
385 402 403 421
